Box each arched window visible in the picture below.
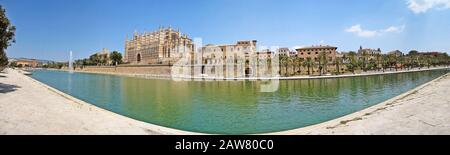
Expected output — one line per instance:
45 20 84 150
137 53 141 62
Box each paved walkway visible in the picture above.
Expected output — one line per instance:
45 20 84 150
272 72 450 135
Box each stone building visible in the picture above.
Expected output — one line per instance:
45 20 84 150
296 45 337 62
201 40 258 77
124 26 194 65
257 49 275 59
10 59 38 68
336 52 349 63
94 48 112 65
388 50 404 57
358 46 382 60
201 40 257 64
277 48 296 57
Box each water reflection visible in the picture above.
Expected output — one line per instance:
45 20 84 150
31 69 448 134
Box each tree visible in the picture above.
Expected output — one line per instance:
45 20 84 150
318 51 328 76
295 57 304 75
361 50 369 71
110 51 122 66
398 55 404 70
418 55 425 69
408 50 419 56
368 59 376 70
100 54 108 65
0 49 7 68
303 57 313 75
387 54 397 71
0 5 16 70
291 57 298 75
9 61 16 67
431 55 438 67
375 53 382 71
89 54 101 65
346 52 358 74
425 55 432 68
410 54 418 68
440 53 450 66
74 59 84 69
287 57 293 75
279 55 289 76
334 57 341 75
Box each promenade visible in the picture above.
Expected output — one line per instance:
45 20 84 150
273 72 450 135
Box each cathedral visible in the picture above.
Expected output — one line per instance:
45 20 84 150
124 26 194 65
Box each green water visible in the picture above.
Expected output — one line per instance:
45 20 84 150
30 69 448 134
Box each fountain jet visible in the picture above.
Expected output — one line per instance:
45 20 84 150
69 51 73 73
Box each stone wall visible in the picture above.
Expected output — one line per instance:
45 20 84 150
77 65 172 76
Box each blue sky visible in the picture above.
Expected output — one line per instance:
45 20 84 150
1 0 450 61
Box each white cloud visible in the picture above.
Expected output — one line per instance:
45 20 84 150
345 25 378 37
292 45 305 50
345 24 405 38
383 25 406 33
407 0 450 14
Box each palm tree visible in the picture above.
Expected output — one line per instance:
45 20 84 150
431 56 439 67
387 54 397 71
407 56 414 70
347 52 358 74
291 57 302 75
303 57 313 75
362 50 369 72
297 57 304 75
418 56 424 69
439 53 450 67
375 53 382 71
412 54 418 68
279 55 289 76
335 57 342 75
318 52 328 76
382 55 388 72
426 56 432 68
266 58 272 74
288 57 294 76
110 51 122 66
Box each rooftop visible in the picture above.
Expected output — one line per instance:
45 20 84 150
296 45 338 50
